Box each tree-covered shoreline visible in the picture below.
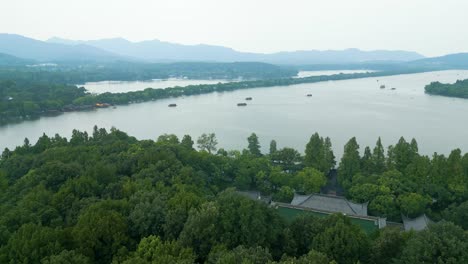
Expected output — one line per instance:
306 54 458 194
0 128 467 263
1 68 430 125
425 79 468 98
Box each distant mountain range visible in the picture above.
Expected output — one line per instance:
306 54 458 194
0 34 122 62
409 53 468 69
0 33 425 64
47 36 425 64
0 52 33 66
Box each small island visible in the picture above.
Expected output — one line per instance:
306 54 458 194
425 79 468 98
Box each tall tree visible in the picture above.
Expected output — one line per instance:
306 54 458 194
269 140 277 155
305 133 335 173
361 146 373 175
197 133 218 154
304 133 323 170
181 135 194 149
247 133 262 157
446 149 466 199
322 137 336 172
410 138 419 153
338 137 361 189
372 137 386 174
388 137 419 172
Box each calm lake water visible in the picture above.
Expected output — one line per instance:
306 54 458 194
2 70 468 158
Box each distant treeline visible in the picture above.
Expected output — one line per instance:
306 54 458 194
0 61 298 84
1 68 431 125
425 79 468 98
0 79 87 124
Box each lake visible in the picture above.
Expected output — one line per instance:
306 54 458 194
2 70 468 158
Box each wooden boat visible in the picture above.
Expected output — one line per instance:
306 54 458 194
237 103 247 106
168 104 177 107
380 85 386 89
245 97 253 100
307 94 312 97
391 88 396 90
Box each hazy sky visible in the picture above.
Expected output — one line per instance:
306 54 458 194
1 0 467 56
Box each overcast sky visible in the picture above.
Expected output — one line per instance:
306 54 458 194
1 0 467 56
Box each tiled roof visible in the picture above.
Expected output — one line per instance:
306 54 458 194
291 193 368 216
402 214 432 231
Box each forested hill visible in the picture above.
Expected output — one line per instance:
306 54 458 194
0 128 467 263
425 79 468 98
0 53 33 66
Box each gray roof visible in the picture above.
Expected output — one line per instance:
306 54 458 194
291 193 368 216
402 214 432 231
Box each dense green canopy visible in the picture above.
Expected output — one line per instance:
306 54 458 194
425 79 468 98
0 128 467 263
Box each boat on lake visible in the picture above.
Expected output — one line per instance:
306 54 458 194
307 94 312 97
380 85 386 89
245 97 252 100
168 104 177 107
237 103 247 106
391 88 396 90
